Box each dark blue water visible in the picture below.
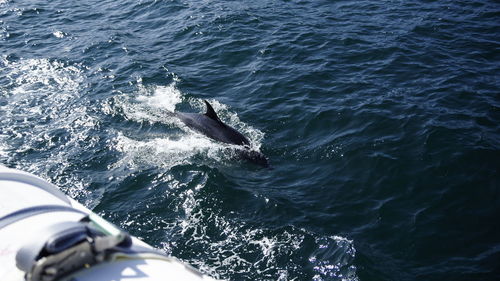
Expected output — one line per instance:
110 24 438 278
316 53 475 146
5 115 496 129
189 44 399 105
1 0 499 280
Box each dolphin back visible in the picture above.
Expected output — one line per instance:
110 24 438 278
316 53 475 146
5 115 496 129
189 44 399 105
173 100 268 167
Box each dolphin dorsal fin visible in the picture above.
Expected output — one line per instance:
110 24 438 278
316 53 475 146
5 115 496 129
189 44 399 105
204 100 223 124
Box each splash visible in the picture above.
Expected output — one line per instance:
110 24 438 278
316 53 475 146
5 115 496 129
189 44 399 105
52 31 66 38
152 185 359 280
0 58 96 204
111 132 226 170
110 82 183 124
108 82 265 169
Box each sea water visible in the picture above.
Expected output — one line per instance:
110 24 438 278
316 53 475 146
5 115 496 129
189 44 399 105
1 0 498 280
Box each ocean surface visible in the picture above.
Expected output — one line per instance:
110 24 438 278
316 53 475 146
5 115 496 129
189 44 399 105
1 0 499 280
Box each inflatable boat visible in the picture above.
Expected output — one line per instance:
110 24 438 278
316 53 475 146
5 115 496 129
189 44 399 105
0 165 218 281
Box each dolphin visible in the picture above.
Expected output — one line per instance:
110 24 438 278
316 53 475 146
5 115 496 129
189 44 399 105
172 100 269 167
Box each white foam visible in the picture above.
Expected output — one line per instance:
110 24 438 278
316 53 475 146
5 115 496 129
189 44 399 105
0 138 7 158
161 196 358 280
136 83 182 112
0 58 94 204
114 83 182 124
52 31 66 38
111 132 226 170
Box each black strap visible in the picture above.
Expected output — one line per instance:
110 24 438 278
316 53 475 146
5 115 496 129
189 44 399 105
0 205 86 230
16 220 132 281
